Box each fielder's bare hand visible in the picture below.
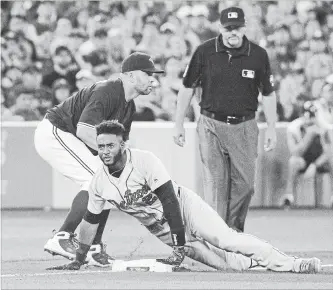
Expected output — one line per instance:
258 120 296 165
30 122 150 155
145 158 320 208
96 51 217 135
173 125 186 147
264 125 277 152
156 246 186 266
46 260 84 271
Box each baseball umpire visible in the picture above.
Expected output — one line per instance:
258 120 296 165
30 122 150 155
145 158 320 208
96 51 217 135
47 120 320 274
34 52 164 266
173 7 277 232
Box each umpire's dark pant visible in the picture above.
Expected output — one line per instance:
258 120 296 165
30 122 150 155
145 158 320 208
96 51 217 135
197 115 259 232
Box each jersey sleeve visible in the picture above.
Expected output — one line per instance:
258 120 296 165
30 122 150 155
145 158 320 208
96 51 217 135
87 173 106 214
182 46 204 88
122 102 135 141
259 50 275 96
78 87 119 127
141 152 172 192
123 119 132 141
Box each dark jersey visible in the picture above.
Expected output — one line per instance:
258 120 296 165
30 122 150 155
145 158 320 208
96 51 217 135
46 78 136 141
183 35 275 116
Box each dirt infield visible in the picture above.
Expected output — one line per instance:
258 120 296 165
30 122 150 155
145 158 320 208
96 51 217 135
1 209 333 289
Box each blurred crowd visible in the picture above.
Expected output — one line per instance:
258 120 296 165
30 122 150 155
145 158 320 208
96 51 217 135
1 0 333 122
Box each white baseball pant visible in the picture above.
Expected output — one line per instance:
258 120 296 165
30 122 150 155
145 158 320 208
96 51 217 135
34 118 111 210
151 185 299 272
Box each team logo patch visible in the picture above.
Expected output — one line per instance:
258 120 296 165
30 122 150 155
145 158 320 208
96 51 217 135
119 182 158 208
242 69 255 79
228 12 238 19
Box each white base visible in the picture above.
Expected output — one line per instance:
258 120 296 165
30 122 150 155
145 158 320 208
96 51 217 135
99 259 187 272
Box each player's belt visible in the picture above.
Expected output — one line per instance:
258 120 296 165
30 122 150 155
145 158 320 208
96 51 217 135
200 109 255 125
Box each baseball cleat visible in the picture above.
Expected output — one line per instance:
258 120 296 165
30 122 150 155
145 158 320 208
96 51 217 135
297 257 321 273
86 243 115 268
44 230 78 260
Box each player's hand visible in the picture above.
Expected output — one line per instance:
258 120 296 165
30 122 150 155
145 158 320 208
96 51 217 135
46 260 84 271
173 125 186 147
156 246 186 266
264 125 277 152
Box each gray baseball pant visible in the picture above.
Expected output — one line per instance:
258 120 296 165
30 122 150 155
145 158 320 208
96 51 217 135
196 114 259 232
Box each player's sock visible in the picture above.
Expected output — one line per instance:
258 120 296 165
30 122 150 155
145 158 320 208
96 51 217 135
59 190 89 233
92 209 110 245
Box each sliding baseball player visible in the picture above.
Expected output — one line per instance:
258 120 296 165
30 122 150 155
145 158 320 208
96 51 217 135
48 120 321 273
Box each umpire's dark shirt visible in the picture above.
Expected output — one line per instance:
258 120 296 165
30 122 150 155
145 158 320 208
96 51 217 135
46 78 135 142
183 35 275 116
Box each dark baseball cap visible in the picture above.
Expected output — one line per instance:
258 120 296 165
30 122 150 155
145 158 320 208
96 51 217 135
54 45 72 56
53 78 70 90
220 7 245 28
160 22 176 34
94 28 108 38
121 52 164 74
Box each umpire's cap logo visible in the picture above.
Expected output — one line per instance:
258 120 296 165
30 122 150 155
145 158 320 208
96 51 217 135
228 12 238 19
220 7 245 28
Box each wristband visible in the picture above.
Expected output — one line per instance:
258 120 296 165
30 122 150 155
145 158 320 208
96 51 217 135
171 226 186 246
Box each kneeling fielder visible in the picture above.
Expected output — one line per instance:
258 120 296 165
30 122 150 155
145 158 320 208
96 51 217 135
49 120 321 273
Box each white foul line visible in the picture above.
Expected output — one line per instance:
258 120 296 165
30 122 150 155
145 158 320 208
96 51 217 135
1 269 114 278
2 264 332 278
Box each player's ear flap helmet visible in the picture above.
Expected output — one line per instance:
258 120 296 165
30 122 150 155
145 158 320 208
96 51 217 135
121 52 164 74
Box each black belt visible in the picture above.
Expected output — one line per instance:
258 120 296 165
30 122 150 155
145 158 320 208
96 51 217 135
200 109 255 125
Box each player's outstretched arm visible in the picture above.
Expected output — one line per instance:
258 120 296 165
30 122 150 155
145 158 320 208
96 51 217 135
154 181 185 246
154 181 186 266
